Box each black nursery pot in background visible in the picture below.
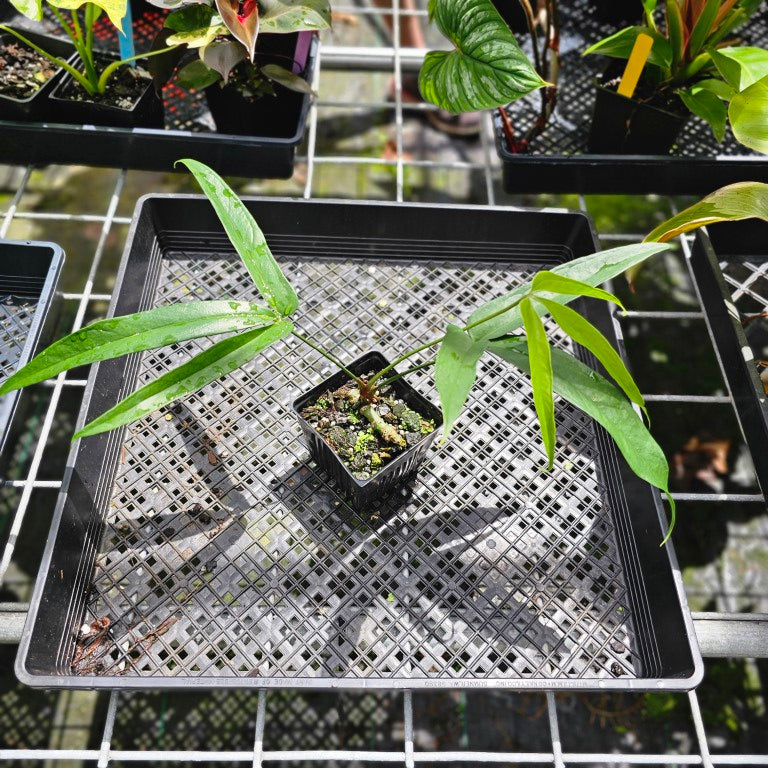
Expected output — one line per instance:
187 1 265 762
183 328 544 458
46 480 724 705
0 29 74 121
588 74 688 154
292 351 443 510
48 56 163 128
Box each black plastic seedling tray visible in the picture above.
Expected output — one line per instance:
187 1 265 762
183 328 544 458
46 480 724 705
0 4 317 176
689 221 768 495
0 239 64 458
17 198 702 690
495 0 768 193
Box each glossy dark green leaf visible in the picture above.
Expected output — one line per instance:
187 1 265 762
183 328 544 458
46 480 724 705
0 300 275 395
177 59 222 89
583 26 672 68
489 337 675 543
418 0 546 113
165 3 216 31
465 243 669 341
537 297 647 419
531 271 625 310
666 0 683 69
687 0 720 58
645 181 768 241
434 324 487 441
177 159 299 317
262 63 314 94
520 297 555 469
201 40 246 85
74 321 293 439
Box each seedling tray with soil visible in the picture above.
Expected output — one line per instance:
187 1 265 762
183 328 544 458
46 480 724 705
495 0 768 193
16 198 701 691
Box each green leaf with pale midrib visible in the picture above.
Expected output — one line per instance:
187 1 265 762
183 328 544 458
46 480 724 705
537 297 647 419
434 324 487 441
489 337 675 542
466 243 669 341
520 297 555 469
177 159 299 317
418 0 546 113
645 181 768 242
729 74 768 155
74 321 293 439
0 300 275 395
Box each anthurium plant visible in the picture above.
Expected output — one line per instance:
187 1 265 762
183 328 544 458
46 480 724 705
145 0 330 94
0 0 175 97
0 159 678 542
584 0 768 153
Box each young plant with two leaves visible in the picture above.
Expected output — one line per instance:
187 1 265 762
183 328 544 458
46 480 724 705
584 0 768 152
0 159 677 542
0 0 176 98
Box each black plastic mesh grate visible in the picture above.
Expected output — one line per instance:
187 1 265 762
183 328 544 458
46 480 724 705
501 0 768 159
0 295 36 382
76 238 641 682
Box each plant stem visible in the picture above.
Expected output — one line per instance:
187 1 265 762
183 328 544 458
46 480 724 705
376 361 435 388
369 293 528 387
292 332 363 385
96 45 179 93
69 8 98 89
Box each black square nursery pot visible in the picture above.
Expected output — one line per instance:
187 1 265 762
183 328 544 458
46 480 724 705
0 29 74 121
293 351 443 510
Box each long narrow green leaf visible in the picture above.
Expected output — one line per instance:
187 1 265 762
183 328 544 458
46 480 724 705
520 297 555 469
531 272 625 311
489 337 675 543
434 324 487 441
666 0 683 70
466 243 669 341
73 321 293 440
537 297 647 420
687 0 719 58
0 300 275 395
177 159 299 317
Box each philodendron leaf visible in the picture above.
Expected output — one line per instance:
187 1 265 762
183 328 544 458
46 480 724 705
490 337 675 543
261 63 314 94
531 271 625 310
536 297 647 420
74 321 293 439
48 0 127 30
201 39 246 83
645 181 768 242
583 26 672 68
434 324 487 441
418 0 546 113
0 301 275 395
178 59 222 89
711 46 768 91
215 0 259 61
520 297 555 469
177 159 299 317
6 0 42 20
466 243 669 341
259 0 331 33
165 3 216 31
679 84 728 142
729 74 768 154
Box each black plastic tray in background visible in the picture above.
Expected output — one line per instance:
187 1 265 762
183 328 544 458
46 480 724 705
495 0 768 193
689 221 768 495
0 1 318 176
17 199 701 690
0 239 64 459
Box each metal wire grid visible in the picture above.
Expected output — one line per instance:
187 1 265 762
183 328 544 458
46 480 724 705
0 0 766 762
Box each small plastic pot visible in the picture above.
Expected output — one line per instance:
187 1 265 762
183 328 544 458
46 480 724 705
204 32 311 137
292 351 443 510
587 73 687 154
48 56 163 128
0 29 74 121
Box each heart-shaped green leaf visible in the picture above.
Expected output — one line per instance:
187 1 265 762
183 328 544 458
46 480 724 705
48 0 127 30
418 0 546 113
712 46 768 91
202 39 246 83
259 0 330 33
729 74 768 154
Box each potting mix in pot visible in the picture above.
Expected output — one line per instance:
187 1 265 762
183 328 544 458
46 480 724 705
0 39 56 99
